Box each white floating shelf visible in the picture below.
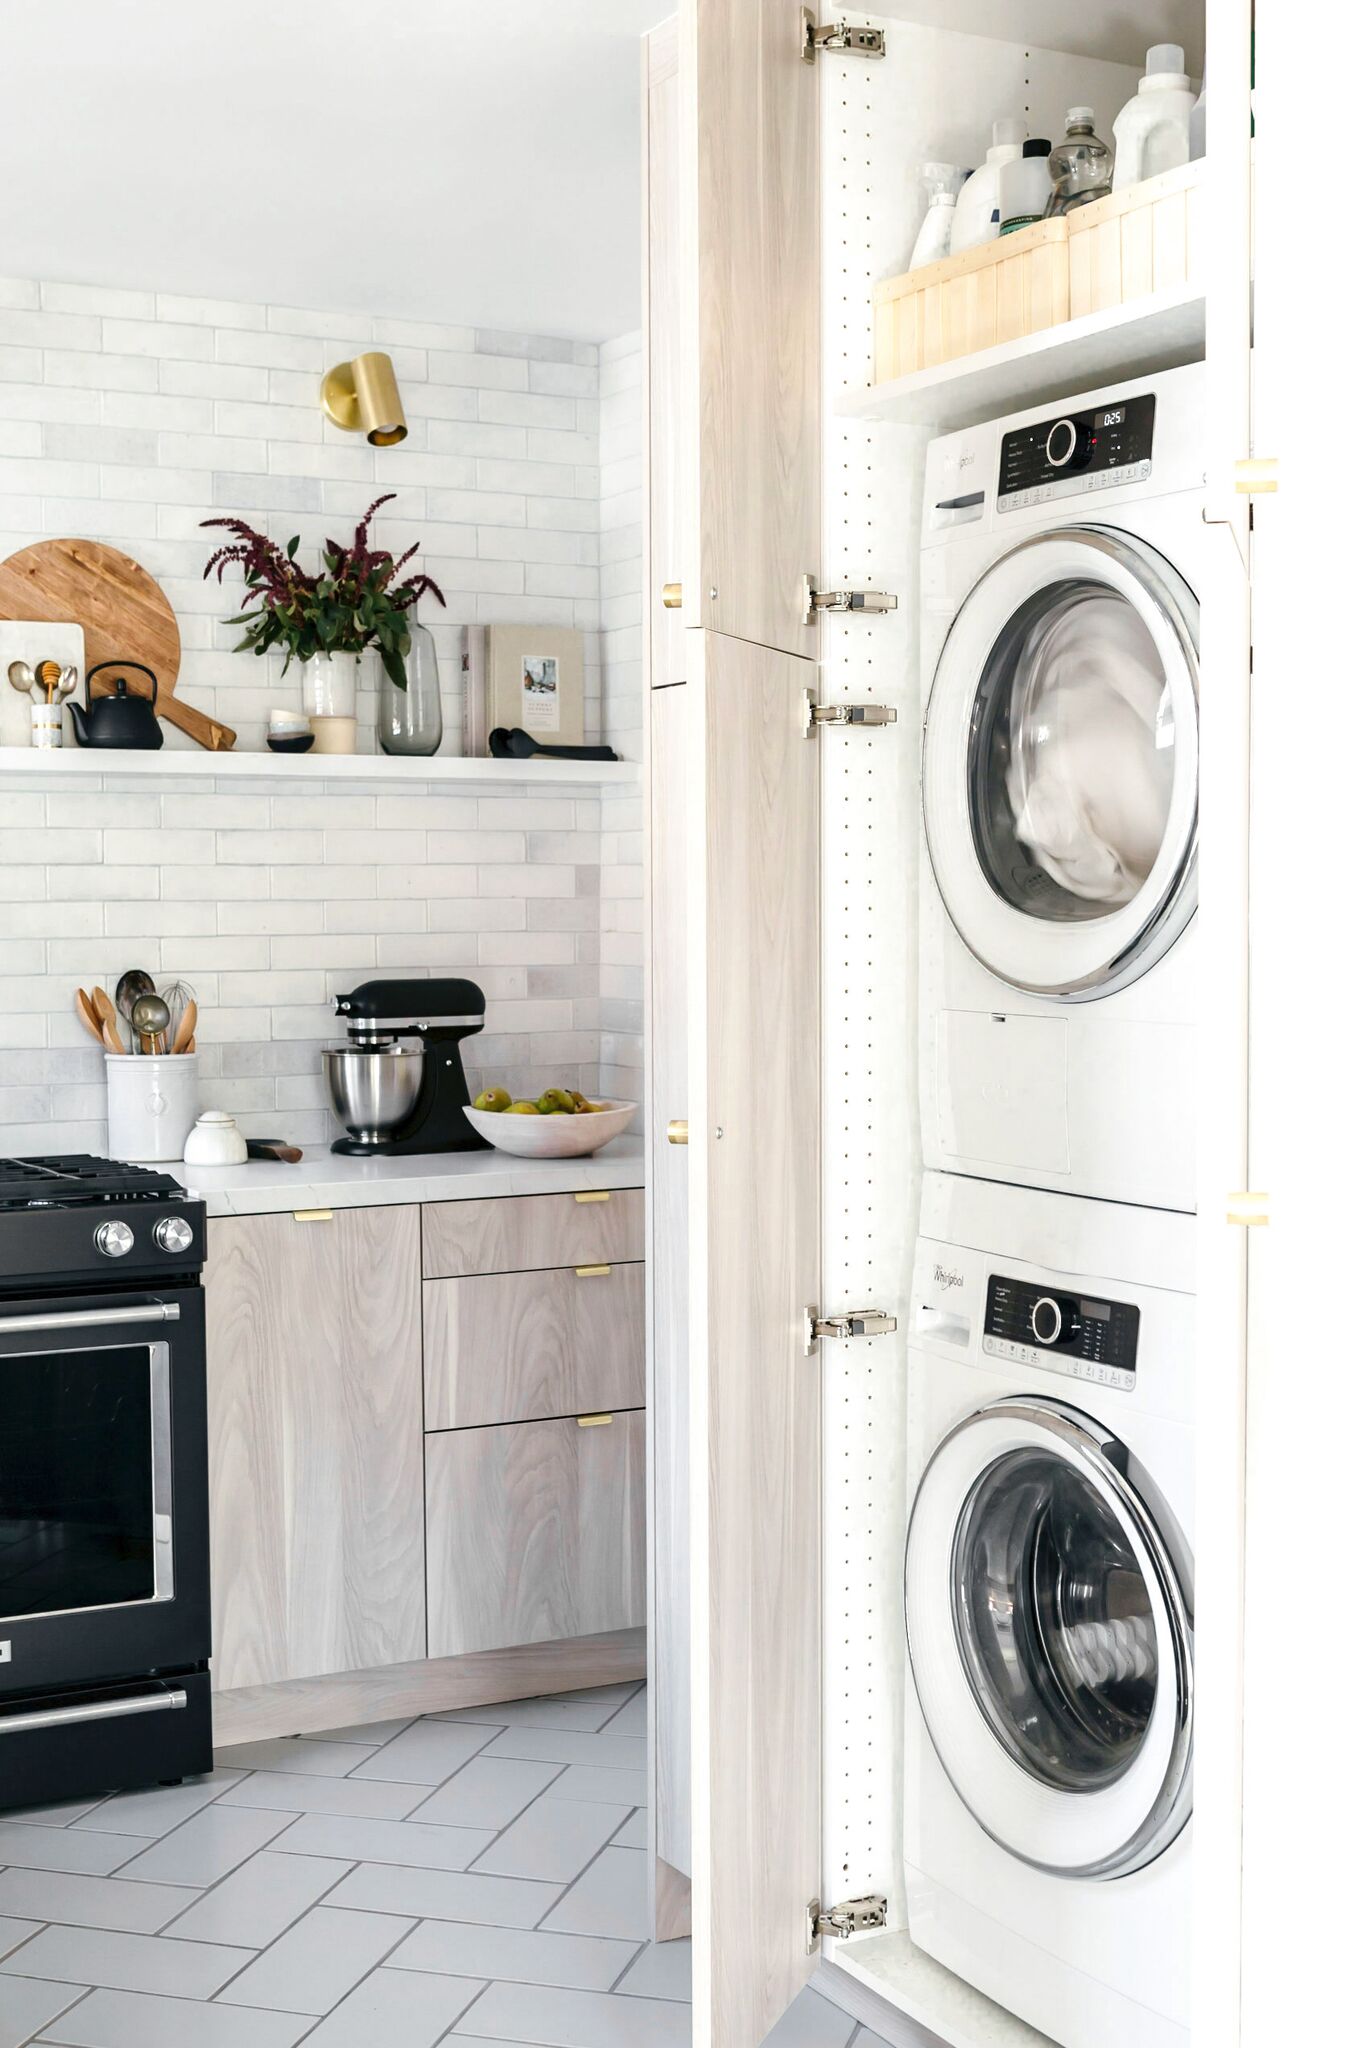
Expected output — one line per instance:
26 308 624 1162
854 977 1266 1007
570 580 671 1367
836 286 1205 433
0 747 638 789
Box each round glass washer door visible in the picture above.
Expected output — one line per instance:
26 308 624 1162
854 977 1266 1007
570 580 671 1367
923 527 1199 999
904 1397 1193 1879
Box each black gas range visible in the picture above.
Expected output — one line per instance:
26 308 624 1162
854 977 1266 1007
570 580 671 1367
0 1156 213 1811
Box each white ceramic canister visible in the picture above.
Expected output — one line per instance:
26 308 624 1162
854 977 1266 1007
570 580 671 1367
105 1053 200 1163
183 1110 249 1167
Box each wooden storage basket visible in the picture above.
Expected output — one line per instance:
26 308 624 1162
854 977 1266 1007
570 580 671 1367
872 160 1203 383
1067 159 1202 317
874 218 1069 381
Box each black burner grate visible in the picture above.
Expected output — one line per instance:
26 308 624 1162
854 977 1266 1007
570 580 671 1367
0 1155 185 1212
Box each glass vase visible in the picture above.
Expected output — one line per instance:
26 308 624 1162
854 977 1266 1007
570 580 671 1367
379 622 444 757
298 651 359 756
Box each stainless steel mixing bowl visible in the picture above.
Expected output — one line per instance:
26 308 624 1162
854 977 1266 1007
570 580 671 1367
322 1042 424 1142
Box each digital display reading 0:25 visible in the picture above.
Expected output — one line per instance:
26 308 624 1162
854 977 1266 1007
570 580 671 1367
1100 406 1127 427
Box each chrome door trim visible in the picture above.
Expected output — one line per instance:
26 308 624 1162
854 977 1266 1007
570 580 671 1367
0 1686 187 1736
0 1302 181 1336
906 1394 1194 1880
0 1339 176 1626
922 525 1199 1001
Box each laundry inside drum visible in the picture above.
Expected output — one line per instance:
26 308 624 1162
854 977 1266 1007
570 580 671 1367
968 582 1177 923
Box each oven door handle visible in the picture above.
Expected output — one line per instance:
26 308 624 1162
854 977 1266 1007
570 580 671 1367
0 1687 188 1736
0 1302 181 1336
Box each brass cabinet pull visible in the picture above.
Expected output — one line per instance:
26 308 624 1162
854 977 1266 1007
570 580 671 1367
575 1264 612 1278
661 581 682 609
574 1190 611 1204
293 1209 334 1223
666 1119 689 1146
577 1413 613 1428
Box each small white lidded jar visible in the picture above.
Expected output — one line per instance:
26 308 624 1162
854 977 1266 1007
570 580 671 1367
183 1110 250 1167
105 1053 200 1163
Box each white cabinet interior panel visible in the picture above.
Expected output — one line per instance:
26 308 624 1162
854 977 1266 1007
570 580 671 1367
813 7 1147 2011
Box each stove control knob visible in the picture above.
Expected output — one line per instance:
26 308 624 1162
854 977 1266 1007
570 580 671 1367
1030 1295 1065 1345
154 1216 194 1255
95 1220 135 1259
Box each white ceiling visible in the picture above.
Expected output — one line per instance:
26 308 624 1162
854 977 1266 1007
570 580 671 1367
0 0 663 343
2 2 1204 343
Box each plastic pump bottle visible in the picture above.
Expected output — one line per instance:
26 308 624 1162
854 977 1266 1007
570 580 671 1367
1113 45 1196 189
908 162 970 269
950 118 1027 254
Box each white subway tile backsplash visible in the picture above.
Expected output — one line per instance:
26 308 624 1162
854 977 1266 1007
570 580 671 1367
0 282 643 1148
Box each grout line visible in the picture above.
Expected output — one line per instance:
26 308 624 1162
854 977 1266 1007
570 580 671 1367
19 1979 93 2048
341 1716 506 1787
202 1853 365 2000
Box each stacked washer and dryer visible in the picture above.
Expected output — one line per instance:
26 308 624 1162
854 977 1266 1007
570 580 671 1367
902 364 1201 2048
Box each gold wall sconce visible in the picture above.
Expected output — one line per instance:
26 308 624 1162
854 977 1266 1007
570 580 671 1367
320 351 408 445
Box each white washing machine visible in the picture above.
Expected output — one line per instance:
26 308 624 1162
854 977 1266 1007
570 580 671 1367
920 363 1203 1211
902 1172 1194 2048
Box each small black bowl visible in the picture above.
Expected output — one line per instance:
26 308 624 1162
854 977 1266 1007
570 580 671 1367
267 732 315 755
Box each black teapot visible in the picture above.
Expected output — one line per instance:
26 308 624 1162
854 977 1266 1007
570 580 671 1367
70 660 164 750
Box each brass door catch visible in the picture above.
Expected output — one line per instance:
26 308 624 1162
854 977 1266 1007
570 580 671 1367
667 1119 689 1145
661 581 683 608
1234 458 1278 494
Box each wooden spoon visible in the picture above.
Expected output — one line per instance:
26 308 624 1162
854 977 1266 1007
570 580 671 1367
90 986 124 1052
74 989 104 1045
171 998 198 1056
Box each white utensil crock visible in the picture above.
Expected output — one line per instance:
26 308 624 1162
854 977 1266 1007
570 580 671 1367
105 1052 200 1162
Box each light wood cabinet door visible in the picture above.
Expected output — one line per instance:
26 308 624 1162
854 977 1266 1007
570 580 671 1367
205 1206 425 1691
687 629 822 2041
426 1412 646 1657
423 1263 645 1430
421 1190 644 1280
680 0 821 659
645 16 685 688
647 679 692 1886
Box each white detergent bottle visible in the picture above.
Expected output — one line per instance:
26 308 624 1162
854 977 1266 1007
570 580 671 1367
950 118 1027 254
1113 44 1196 188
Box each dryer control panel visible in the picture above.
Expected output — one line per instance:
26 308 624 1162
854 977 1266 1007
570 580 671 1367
997 391 1157 513
983 1273 1139 1391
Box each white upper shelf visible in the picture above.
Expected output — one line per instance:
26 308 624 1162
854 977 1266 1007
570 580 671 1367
836 286 1205 433
0 746 638 788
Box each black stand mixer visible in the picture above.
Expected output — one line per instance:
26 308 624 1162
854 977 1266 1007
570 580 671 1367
322 978 491 1156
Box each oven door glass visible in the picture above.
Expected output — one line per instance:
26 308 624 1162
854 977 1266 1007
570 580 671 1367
0 1342 173 1620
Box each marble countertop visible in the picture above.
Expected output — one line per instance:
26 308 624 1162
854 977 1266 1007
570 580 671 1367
166 1136 645 1219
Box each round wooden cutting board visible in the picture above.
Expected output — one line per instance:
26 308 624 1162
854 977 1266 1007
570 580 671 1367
0 538 234 750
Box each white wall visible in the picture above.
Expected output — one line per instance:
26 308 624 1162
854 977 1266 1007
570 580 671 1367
0 277 644 1152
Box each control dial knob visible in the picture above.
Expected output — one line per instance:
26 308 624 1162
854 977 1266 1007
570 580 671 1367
154 1216 194 1255
1030 1295 1066 1345
95 1220 135 1259
1044 417 1089 471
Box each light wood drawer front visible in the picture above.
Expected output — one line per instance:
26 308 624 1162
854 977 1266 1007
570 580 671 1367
421 1189 644 1280
426 1411 646 1657
424 1263 645 1430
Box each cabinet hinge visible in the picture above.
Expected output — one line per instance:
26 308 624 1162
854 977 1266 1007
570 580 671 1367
803 574 898 624
805 1305 897 1353
807 1894 889 1951
805 692 897 735
802 13 887 62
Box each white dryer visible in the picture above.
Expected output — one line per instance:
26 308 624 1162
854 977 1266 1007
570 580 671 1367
903 1172 1194 2048
919 363 1203 1211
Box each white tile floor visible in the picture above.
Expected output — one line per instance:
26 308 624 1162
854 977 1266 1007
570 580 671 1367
0 1683 895 2048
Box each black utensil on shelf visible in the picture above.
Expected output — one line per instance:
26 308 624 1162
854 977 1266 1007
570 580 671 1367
488 726 619 762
